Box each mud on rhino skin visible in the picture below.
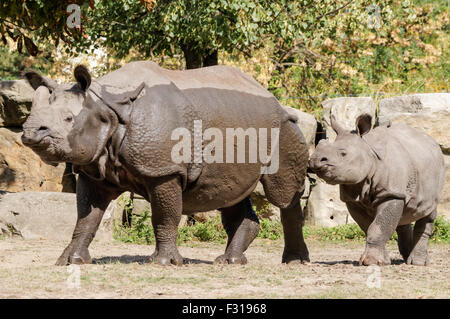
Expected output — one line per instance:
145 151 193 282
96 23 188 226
21 61 310 266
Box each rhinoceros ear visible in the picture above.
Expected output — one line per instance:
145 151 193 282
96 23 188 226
330 114 346 136
355 114 372 136
74 64 91 92
98 82 146 124
23 71 57 91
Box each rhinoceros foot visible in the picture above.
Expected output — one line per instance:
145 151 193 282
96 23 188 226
55 245 92 266
406 251 430 266
148 247 183 266
359 246 391 266
214 253 248 265
282 251 310 265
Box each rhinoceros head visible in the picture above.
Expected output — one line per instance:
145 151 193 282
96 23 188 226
21 65 91 164
309 114 376 185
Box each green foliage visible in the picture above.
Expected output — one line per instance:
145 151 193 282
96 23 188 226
303 224 366 241
114 209 155 245
115 211 450 245
0 1 92 55
114 212 227 245
431 216 450 243
0 45 53 80
257 218 283 240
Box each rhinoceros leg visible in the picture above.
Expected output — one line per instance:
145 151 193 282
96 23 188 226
345 202 372 234
359 199 404 266
56 174 119 266
147 175 184 266
214 197 260 265
260 119 309 264
406 210 436 266
396 224 413 262
279 192 309 264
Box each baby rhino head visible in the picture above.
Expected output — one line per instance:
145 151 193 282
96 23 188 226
309 114 376 185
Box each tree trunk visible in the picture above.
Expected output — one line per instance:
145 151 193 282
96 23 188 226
203 50 218 67
182 43 218 69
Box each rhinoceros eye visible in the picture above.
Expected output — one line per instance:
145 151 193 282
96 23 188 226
64 116 73 123
340 151 347 157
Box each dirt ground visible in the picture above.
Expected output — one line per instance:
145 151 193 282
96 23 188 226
0 238 448 299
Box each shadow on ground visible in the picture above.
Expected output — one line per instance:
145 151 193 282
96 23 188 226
313 258 405 266
92 255 213 265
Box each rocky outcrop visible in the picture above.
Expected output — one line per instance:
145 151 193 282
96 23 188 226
282 105 317 153
0 192 112 241
305 175 355 227
0 80 34 127
0 127 75 193
304 97 377 226
322 97 377 141
379 93 450 219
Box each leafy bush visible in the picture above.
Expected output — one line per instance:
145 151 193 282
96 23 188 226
115 210 450 245
257 218 283 240
303 224 366 241
431 216 450 243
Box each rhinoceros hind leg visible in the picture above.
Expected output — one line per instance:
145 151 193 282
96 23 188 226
407 210 436 266
279 192 309 264
214 197 259 265
396 224 413 262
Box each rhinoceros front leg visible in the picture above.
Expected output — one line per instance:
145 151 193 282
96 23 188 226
359 199 404 266
406 210 436 266
56 174 118 266
147 175 183 266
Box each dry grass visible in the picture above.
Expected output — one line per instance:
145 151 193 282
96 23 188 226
0 238 448 299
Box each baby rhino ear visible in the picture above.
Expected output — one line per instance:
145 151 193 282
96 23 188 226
355 114 372 136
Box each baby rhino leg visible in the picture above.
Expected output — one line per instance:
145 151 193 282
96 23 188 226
396 224 413 262
407 210 436 266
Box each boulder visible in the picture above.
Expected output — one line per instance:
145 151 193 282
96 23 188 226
307 97 376 226
379 93 450 155
0 127 75 192
378 93 450 217
0 192 112 241
438 156 450 220
321 97 377 141
0 80 34 127
282 105 317 153
305 175 355 227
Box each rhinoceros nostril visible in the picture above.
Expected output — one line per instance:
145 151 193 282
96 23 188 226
320 157 328 162
38 126 49 132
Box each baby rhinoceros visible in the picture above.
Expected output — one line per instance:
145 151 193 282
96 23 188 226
309 114 445 266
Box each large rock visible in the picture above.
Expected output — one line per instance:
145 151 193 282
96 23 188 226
282 106 317 153
0 80 34 127
379 93 450 218
379 93 450 155
439 156 450 220
305 175 355 227
0 127 75 192
307 97 376 226
321 97 377 141
0 192 112 241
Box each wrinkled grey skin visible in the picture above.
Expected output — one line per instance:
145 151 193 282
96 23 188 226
22 62 310 266
310 114 445 266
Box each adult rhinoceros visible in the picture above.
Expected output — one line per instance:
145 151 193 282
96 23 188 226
21 61 310 266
